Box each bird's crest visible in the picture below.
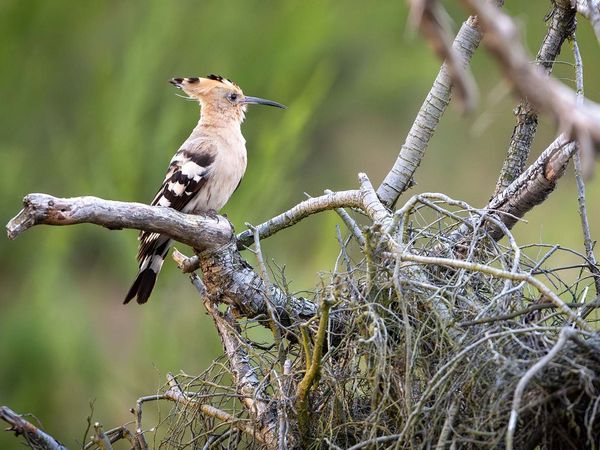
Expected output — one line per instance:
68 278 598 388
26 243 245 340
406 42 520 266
170 74 243 98
206 74 238 89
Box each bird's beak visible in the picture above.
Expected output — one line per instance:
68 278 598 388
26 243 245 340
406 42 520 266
169 78 185 89
242 96 287 109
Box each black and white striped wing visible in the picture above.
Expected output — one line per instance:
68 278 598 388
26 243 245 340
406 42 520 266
124 142 216 304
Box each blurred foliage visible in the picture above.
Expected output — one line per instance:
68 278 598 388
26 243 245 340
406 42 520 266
0 0 599 447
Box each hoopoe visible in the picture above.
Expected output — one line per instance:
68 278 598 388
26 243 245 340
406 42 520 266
124 74 286 304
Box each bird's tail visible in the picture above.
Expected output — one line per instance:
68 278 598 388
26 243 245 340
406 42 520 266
124 237 172 304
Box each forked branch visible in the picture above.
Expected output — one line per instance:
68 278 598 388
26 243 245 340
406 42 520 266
463 0 600 167
494 0 576 195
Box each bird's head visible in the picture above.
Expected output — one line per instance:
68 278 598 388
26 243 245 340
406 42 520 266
169 74 286 123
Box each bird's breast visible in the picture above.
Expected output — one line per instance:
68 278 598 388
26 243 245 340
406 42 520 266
185 137 247 213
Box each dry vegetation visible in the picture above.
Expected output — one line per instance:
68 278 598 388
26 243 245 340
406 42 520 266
152 195 600 449
4 1 600 449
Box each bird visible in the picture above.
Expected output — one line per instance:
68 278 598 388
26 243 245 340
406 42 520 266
124 74 286 304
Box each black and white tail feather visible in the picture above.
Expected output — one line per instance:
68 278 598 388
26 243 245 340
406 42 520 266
124 142 215 304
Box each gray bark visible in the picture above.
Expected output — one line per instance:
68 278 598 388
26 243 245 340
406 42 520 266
494 1 576 195
462 0 600 152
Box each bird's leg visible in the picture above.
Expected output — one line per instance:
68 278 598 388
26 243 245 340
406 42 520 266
205 208 219 220
191 208 220 221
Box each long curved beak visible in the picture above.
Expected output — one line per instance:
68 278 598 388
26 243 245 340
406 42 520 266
242 96 287 109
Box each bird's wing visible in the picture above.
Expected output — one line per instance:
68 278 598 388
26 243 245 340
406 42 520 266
137 140 217 261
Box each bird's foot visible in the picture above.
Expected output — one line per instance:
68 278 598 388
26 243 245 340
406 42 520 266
203 209 219 221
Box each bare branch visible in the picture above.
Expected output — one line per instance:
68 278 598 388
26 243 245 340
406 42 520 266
173 252 279 448
0 406 67 450
6 194 232 250
377 3 505 207
494 0 576 195
202 302 277 448
236 190 364 248
571 37 600 296
432 135 578 256
6 194 318 324
408 0 477 111
462 0 600 166
237 174 390 248
487 135 576 238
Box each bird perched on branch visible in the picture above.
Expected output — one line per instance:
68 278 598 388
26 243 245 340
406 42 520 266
124 74 286 304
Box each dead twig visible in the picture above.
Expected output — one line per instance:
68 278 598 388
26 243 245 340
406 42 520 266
391 246 593 332
571 37 600 296
90 423 113 450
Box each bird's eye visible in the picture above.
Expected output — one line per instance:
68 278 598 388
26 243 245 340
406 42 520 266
228 93 238 101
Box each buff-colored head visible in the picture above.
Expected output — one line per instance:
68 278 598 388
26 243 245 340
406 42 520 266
169 74 286 123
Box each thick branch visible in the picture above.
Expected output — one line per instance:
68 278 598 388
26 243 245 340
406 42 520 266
199 241 317 321
0 406 67 450
173 254 283 448
6 194 318 326
7 194 232 250
463 0 600 159
487 135 575 238
443 134 576 248
494 0 576 195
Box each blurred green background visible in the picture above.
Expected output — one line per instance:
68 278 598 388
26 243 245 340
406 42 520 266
1 1 599 447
